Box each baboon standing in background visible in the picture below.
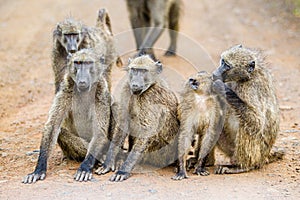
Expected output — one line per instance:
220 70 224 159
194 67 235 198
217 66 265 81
96 55 179 181
23 49 112 183
52 8 120 93
212 45 283 174
172 71 226 180
126 0 181 58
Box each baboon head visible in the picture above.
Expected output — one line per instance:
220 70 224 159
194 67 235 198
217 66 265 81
54 17 86 53
213 45 256 83
187 71 213 95
68 49 105 92
126 55 162 95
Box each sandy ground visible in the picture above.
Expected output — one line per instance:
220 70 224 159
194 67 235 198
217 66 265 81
0 0 299 199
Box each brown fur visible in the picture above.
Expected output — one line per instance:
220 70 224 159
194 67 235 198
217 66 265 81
96 55 179 181
212 45 282 174
172 71 225 180
23 49 112 183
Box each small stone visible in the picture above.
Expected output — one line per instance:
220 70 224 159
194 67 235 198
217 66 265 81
2 153 8 157
149 189 157 194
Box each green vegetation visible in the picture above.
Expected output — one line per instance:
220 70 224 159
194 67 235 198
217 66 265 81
287 0 300 17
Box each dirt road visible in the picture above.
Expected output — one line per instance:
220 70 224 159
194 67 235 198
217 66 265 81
0 0 299 199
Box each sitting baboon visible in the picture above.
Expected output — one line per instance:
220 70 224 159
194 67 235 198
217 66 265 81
126 0 181 58
172 71 226 180
96 55 179 181
52 8 120 93
212 45 283 174
23 48 112 183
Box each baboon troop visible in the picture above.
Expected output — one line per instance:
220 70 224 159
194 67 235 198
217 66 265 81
126 0 181 58
23 2 284 185
96 55 179 181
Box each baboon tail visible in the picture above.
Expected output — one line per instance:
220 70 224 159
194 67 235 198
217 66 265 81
96 8 113 35
267 147 285 164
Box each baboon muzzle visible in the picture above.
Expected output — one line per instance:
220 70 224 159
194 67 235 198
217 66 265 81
130 83 143 95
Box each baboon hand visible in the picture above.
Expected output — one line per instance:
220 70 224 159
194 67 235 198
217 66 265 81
95 162 115 175
212 79 226 96
74 167 93 182
22 170 46 184
172 171 188 181
109 170 130 182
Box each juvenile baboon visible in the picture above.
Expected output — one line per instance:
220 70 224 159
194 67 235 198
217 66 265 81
23 48 112 183
52 9 120 93
96 55 179 181
172 71 226 180
212 45 282 174
126 0 181 58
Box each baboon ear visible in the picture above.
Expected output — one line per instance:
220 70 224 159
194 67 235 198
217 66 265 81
155 61 163 74
248 60 255 73
55 23 62 35
81 27 88 37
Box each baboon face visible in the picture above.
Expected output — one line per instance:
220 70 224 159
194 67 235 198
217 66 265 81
187 71 212 94
213 45 256 83
127 55 162 95
68 50 103 92
55 18 85 53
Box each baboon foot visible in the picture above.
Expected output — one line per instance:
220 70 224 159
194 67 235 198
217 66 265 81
109 170 130 182
22 170 46 184
194 167 210 176
74 167 93 182
164 50 176 56
95 163 115 175
172 171 188 180
214 165 251 174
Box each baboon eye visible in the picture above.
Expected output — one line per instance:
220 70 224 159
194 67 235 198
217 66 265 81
222 59 231 71
76 37 80 43
248 61 255 73
63 37 67 43
131 68 138 74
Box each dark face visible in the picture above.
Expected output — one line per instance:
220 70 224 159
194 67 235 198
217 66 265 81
188 71 212 94
213 58 255 83
71 60 97 92
61 33 82 53
129 68 153 95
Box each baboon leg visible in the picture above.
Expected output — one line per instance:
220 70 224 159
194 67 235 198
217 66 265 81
128 10 148 50
215 165 253 174
165 2 180 56
110 140 147 182
57 128 88 162
22 88 72 184
206 147 216 166
138 1 166 56
172 127 194 180
194 126 222 176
